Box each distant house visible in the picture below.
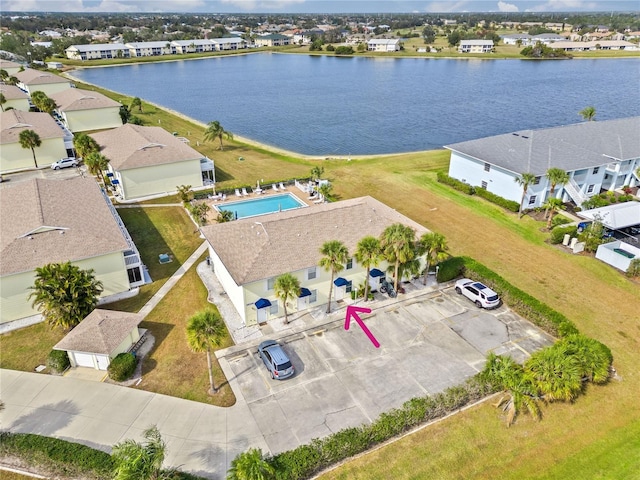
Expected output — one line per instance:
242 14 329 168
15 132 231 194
0 110 70 173
65 43 131 61
14 68 71 96
0 59 24 76
0 177 145 331
54 309 144 370
552 40 639 51
367 39 401 52
50 88 123 133
172 39 216 54
445 117 640 210
531 33 567 45
90 124 214 201
210 37 247 50
254 34 291 47
0 84 31 112
46 61 64 70
200 196 429 326
501 33 533 46
126 41 173 57
458 40 494 53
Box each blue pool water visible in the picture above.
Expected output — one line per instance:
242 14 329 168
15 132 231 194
217 193 305 219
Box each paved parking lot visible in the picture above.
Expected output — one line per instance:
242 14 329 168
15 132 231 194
0 163 87 186
218 287 554 454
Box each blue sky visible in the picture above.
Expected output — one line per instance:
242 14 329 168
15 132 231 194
1 0 636 13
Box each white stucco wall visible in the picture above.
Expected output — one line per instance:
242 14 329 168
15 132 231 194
118 159 203 200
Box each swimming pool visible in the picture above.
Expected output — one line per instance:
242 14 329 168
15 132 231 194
216 193 306 219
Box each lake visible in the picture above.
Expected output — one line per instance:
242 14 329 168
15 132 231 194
71 53 640 156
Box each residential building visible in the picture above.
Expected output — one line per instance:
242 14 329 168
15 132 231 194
0 84 31 112
445 117 640 210
65 43 131 61
171 39 216 54
211 37 247 50
0 110 70 174
90 124 214 201
551 40 639 51
0 177 145 331
200 196 429 326
50 88 123 133
126 41 173 57
0 59 23 76
254 34 291 47
14 68 72 96
458 40 494 53
367 39 401 52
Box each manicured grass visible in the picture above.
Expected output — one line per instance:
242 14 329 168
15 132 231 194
0 471 32 480
0 322 65 373
103 206 203 313
135 253 236 407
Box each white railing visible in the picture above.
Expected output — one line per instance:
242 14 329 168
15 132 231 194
564 178 588 206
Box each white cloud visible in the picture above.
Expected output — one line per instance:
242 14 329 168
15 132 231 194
497 1 519 12
423 1 472 12
526 0 598 12
220 0 304 11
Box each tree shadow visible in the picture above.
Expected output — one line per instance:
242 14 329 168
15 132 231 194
8 400 78 437
138 321 174 375
213 166 235 183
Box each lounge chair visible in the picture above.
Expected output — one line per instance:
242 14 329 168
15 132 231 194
308 191 318 200
241 187 249 196
235 189 242 197
272 184 279 192
221 194 227 201
313 195 324 204
279 182 287 190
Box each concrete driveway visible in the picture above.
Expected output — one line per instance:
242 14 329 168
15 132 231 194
217 287 554 455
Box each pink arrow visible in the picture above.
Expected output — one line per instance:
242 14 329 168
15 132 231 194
345 305 379 348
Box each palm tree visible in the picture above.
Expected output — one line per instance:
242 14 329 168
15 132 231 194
130 96 143 112
227 448 275 480
310 165 324 182
579 106 596 121
542 197 565 229
526 345 583 403
72 132 99 160
204 120 233 150
0 92 6 112
112 425 177 480
560 334 612 384
84 151 110 184
319 240 349 314
29 262 103 330
0 69 7 82
186 309 227 394
380 223 416 294
417 232 448 285
514 172 537 218
354 236 383 301
217 210 234 223
30 90 47 110
176 184 193 205
545 167 569 218
317 182 333 202
274 273 300 324
18 129 42 168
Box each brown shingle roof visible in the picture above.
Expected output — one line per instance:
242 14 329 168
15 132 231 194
0 59 22 70
15 68 71 86
50 88 121 111
201 196 429 285
90 124 204 170
0 177 129 276
53 309 142 354
0 110 66 144
0 84 29 100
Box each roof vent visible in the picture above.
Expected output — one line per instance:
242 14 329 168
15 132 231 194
60 230 65 234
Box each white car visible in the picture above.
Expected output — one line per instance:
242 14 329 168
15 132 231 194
455 278 500 309
51 157 78 170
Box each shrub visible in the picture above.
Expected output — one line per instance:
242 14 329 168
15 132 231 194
436 171 475 195
334 45 354 55
436 256 465 282
549 224 578 244
107 352 136 382
47 349 70 373
325 44 335 51
474 187 520 212
626 258 640 278
551 214 572 228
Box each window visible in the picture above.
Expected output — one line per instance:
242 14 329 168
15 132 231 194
587 184 595 193
269 301 279 315
307 267 317 280
481 181 488 189
593 167 600 174
267 277 276 290
346 258 353 270
127 267 142 284
534 176 541 185
528 195 537 205
346 281 353 293
309 289 317 303
484 163 491 172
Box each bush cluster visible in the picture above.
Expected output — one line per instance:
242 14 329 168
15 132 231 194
549 224 578 244
46 349 70 374
107 352 136 382
436 256 465 282
582 192 634 209
436 172 519 212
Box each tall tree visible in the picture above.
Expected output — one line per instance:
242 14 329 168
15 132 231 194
417 232 448 285
310 165 324 182
112 425 177 480
186 309 227 394
274 273 300 324
380 223 416 293
514 172 537 218
29 262 103 330
227 448 275 480
204 120 233 151
544 167 569 218
319 240 349 314
354 236 383 301
542 197 565 229
84 151 110 184
578 106 596 121
130 96 143 112
72 132 99 160
18 129 42 168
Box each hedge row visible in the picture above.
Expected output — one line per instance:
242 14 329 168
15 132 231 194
550 224 578 244
436 172 520 212
269 377 496 480
193 177 312 200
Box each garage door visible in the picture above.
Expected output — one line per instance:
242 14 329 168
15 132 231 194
73 352 95 368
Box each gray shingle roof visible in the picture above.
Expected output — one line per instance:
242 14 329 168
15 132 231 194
90 124 204 171
201 196 429 286
1 110 66 144
54 309 142 354
0 177 129 276
445 117 640 176
50 88 121 111
15 68 71 86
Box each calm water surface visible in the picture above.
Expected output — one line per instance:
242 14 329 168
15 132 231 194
72 54 640 155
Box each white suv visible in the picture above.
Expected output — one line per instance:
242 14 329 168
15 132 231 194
51 157 78 170
455 278 500 309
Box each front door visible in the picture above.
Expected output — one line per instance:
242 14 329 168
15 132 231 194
257 307 268 324
96 355 110 370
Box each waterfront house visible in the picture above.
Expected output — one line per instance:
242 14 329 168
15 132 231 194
65 43 131 61
0 110 70 174
367 39 401 52
0 84 30 112
458 40 494 53
210 37 247 50
90 124 213 201
15 68 71 96
172 39 217 54
0 177 145 331
200 196 428 326
445 117 640 210
0 59 23 76
126 41 174 57
254 34 291 47
50 88 123 133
